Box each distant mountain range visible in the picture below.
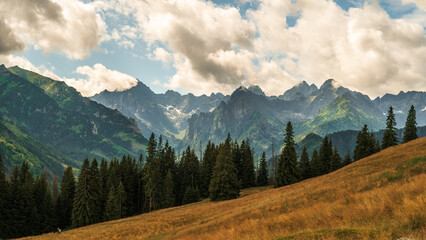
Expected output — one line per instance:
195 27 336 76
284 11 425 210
1 65 425 175
92 81 227 146
0 65 147 176
91 76 425 157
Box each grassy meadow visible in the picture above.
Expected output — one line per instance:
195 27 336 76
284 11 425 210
22 137 426 240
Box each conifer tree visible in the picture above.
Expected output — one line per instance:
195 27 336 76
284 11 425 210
310 149 321 177
9 165 26 237
19 161 37 235
256 151 269 186
99 158 109 214
143 133 160 211
89 159 102 223
342 152 352 166
200 141 217 197
382 106 398 149
276 122 298 187
299 146 311 180
318 136 333 174
330 146 341 172
57 166 75 228
178 146 200 204
403 105 417 143
72 158 97 227
182 186 200 204
209 137 239 201
104 186 118 221
163 169 175 207
354 124 376 161
240 139 255 188
0 154 9 238
52 174 58 204
33 173 54 234
116 181 127 219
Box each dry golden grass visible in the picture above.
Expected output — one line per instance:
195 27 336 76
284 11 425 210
22 138 426 240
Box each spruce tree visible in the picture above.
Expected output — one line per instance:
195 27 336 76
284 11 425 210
99 158 109 214
89 159 102 223
9 165 26 237
342 152 352 166
0 154 9 238
240 139 255 188
200 141 216 197
354 124 375 161
19 161 37 236
33 173 54 234
318 136 333 174
163 169 175 207
209 137 239 201
403 105 417 143
182 186 200 204
382 106 398 149
299 146 311 180
256 151 268 186
276 122 298 187
310 149 321 177
143 133 162 211
116 181 127 219
104 186 118 220
57 166 75 228
72 158 97 227
329 146 341 172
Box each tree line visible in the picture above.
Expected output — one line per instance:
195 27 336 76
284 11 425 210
274 105 418 187
0 133 268 238
0 105 418 238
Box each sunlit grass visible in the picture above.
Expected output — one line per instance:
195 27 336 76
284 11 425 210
22 138 426 240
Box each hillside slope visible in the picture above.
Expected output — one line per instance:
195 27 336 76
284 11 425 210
25 137 426 240
0 65 147 175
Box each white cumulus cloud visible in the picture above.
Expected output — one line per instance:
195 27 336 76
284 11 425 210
64 64 138 97
0 0 106 59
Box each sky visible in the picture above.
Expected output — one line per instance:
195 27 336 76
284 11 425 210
0 0 425 98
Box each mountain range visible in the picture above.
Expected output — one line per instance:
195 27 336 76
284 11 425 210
0 65 147 176
93 77 425 156
1 64 425 175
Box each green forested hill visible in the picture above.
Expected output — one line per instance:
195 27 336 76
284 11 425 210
0 120 78 176
0 65 147 176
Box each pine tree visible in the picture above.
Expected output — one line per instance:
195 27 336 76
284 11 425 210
382 106 398 149
9 165 26 237
240 139 255 188
182 186 200 204
163 169 175 207
403 105 417 143
104 186 118 221
276 122 299 187
99 158 109 214
143 133 162 211
19 161 37 236
310 149 321 177
299 146 311 180
33 173 54 234
318 136 333 174
329 146 341 172
57 166 75 228
116 181 127 219
209 137 239 201
342 152 352 166
0 154 10 238
200 141 217 198
72 158 97 227
256 151 269 186
354 124 376 161
89 159 102 223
